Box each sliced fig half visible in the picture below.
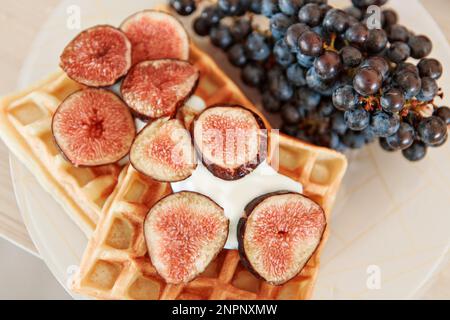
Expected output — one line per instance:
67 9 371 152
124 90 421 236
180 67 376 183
130 118 197 182
192 105 267 181
120 10 189 65
238 192 326 286
121 59 199 119
52 88 136 166
60 25 132 87
144 191 229 284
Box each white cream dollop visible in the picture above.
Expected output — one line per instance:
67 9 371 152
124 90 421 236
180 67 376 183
171 160 302 249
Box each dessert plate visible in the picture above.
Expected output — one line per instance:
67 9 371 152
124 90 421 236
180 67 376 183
11 0 450 299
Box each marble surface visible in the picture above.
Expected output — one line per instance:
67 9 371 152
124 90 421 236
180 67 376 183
0 0 448 299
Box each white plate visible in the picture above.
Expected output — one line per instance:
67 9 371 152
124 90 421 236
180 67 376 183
11 0 450 299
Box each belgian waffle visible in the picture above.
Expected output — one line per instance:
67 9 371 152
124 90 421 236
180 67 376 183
0 73 122 235
71 43 348 300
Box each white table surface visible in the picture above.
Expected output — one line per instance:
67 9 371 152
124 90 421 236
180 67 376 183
0 0 448 299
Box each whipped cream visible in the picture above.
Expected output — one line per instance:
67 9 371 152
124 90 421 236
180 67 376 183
171 161 302 249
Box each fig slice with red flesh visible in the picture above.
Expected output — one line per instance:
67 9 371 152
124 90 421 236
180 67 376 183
192 105 268 181
238 192 326 286
60 25 132 87
52 88 136 167
130 118 197 182
144 191 229 284
121 59 199 119
120 10 189 65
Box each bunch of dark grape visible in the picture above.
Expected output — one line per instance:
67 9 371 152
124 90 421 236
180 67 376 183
169 0 449 162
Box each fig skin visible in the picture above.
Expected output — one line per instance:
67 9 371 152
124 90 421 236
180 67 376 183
237 192 327 286
120 10 190 65
121 59 200 120
191 104 268 181
144 191 229 284
52 88 136 167
130 118 198 182
60 25 132 87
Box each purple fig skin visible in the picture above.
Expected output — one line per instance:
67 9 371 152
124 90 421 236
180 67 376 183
121 59 200 120
143 191 229 284
51 88 136 167
129 119 198 183
237 191 327 286
60 25 132 87
191 104 268 181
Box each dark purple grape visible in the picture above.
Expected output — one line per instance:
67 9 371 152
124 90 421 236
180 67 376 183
170 0 197 16
365 29 388 53
262 91 281 113
383 9 398 28
306 67 334 96
331 111 348 135
314 51 342 80
269 72 294 101
298 3 323 27
261 0 280 17
270 13 294 39
351 0 378 8
434 106 450 125
318 99 335 117
386 122 415 150
418 58 443 80
417 116 447 146
417 77 438 102
332 85 358 111
273 39 295 67
395 62 419 76
245 32 271 61
402 141 427 161
353 67 382 96
281 103 302 124
370 111 400 137
250 0 262 13
241 62 265 87
286 63 307 86
285 23 310 52
431 133 448 148
218 0 245 16
345 23 369 46
298 31 323 57
408 35 432 59
387 42 411 63
322 9 349 33
278 0 304 16
200 6 223 26
210 24 234 49
342 130 366 149
387 24 410 42
381 88 405 114
297 52 315 68
340 46 363 68
227 43 247 67
344 106 370 131
230 18 252 42
345 6 363 20
380 138 397 152
395 71 422 99
294 86 321 110
361 56 390 80
193 17 211 36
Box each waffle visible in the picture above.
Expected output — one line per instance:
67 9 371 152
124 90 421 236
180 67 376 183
0 73 122 235
71 42 348 300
